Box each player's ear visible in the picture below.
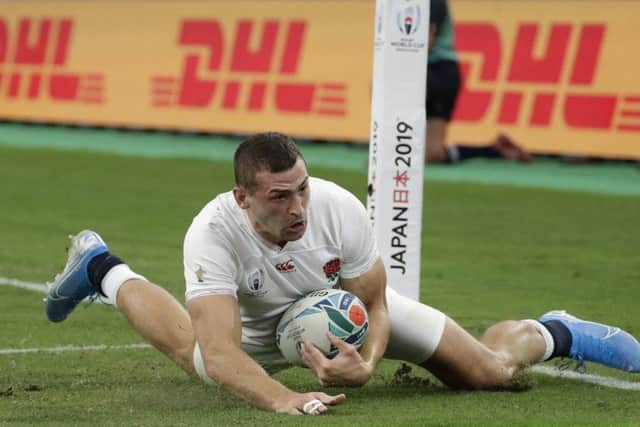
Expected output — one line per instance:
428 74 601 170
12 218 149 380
233 186 249 209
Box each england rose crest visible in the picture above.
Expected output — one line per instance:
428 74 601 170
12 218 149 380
322 258 341 282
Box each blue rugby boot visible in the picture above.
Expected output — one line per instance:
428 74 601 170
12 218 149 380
45 230 108 322
539 310 640 373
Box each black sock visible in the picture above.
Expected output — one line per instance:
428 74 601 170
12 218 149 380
541 320 573 359
87 252 124 296
457 145 501 161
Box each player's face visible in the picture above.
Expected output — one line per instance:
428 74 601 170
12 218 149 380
236 158 310 246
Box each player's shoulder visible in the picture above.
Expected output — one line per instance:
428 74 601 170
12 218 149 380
185 191 239 246
309 176 355 199
309 176 365 212
191 191 237 225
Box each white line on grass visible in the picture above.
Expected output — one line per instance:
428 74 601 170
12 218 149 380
3 276 639 391
0 343 152 355
0 275 105 304
0 276 48 293
530 365 640 391
1 343 638 391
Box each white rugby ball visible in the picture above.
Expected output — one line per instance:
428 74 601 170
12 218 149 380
276 289 369 366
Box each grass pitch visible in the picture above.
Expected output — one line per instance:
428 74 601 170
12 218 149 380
1 145 640 426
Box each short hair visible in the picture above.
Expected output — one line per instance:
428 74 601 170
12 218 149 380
233 132 304 192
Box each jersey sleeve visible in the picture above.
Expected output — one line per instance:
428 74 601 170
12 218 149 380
183 217 239 302
337 188 379 279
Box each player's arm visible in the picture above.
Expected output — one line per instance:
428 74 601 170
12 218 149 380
341 257 390 372
300 182 389 386
301 257 390 387
187 294 345 414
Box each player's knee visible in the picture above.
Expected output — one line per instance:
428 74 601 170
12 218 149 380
482 319 520 337
461 354 513 390
520 319 541 336
426 150 448 163
425 142 449 163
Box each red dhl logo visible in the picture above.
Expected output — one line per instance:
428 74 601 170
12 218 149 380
454 22 640 132
0 17 104 103
151 19 347 116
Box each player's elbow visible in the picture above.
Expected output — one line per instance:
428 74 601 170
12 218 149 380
201 346 243 385
203 361 224 384
203 359 239 387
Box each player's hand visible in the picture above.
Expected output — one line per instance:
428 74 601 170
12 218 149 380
300 332 373 387
274 391 346 415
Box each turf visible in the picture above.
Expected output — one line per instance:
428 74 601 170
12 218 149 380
1 145 639 426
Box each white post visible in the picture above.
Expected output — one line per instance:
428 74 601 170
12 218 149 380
367 0 429 301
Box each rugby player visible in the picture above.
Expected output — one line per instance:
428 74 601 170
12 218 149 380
45 132 640 415
425 0 531 163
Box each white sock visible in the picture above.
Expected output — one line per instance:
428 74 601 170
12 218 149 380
446 146 460 162
524 319 554 361
100 264 146 308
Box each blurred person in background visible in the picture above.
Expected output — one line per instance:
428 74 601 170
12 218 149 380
425 0 532 163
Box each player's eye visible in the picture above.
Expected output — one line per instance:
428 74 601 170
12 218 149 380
271 193 288 201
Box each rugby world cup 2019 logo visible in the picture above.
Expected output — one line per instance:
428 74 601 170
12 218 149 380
397 5 421 36
248 269 264 291
390 2 426 52
243 268 268 297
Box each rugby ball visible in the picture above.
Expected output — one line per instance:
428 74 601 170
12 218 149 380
276 289 369 366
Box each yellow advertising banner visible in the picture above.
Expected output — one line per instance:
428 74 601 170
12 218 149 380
0 1 375 140
449 0 640 159
0 1 639 158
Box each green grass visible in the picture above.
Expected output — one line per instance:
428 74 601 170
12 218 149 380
1 146 639 426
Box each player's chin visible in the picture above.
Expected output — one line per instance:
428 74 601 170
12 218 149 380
284 221 306 240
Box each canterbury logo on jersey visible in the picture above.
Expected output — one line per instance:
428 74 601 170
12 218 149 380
275 259 296 272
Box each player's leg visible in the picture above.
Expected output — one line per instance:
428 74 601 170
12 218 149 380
537 310 640 372
116 279 196 373
492 133 532 162
385 287 640 388
426 59 531 163
424 59 456 164
425 118 449 163
45 230 196 374
383 287 546 389
421 317 546 389
425 59 503 164
427 311 640 386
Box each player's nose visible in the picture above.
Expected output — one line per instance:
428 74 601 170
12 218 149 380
288 193 305 217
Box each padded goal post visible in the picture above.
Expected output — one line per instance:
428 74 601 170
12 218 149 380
367 0 429 301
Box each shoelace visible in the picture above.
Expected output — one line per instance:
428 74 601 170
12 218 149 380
47 239 100 306
86 291 100 305
564 327 618 373
558 355 586 374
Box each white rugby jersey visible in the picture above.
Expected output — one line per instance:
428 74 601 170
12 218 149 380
183 177 378 352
